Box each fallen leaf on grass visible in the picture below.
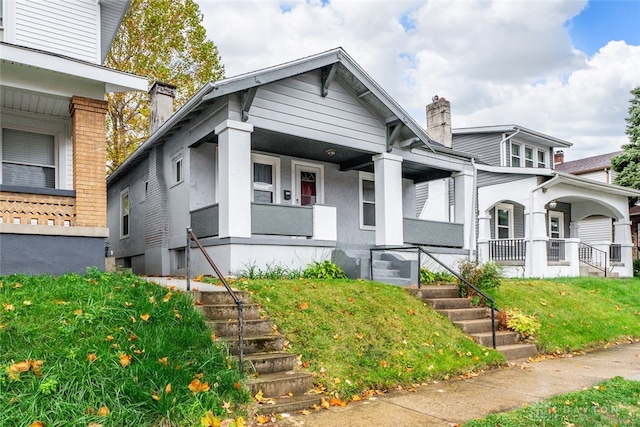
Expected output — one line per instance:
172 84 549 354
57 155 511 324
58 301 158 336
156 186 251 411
188 379 210 393
140 313 150 321
87 353 98 363
298 301 309 310
255 415 271 425
200 411 221 427
320 397 330 409
119 354 132 368
28 422 43 427
3 303 15 311
98 406 110 416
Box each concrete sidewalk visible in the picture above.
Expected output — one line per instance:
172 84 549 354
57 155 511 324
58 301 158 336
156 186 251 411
276 342 640 427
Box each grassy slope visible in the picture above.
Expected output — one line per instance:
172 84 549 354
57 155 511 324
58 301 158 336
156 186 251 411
0 270 247 427
493 278 640 353
238 278 505 399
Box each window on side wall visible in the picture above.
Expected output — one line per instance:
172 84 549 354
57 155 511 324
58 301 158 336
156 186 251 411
537 150 547 168
524 146 534 167
510 143 521 167
171 152 183 186
251 154 280 204
121 188 130 239
359 172 375 229
1 128 56 188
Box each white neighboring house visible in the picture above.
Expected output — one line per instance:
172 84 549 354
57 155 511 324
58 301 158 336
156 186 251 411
420 98 640 278
0 0 147 275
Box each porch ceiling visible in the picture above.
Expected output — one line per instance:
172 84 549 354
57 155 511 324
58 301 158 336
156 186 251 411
1 86 70 118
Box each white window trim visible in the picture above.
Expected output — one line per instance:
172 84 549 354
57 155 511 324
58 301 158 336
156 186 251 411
510 142 521 167
549 211 564 239
537 149 548 168
291 159 324 206
251 153 280 204
359 171 375 230
120 187 130 239
510 140 549 169
495 203 513 239
0 125 59 188
171 151 184 187
524 146 534 168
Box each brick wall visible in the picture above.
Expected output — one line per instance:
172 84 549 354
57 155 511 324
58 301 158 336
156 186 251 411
0 192 75 226
70 96 108 228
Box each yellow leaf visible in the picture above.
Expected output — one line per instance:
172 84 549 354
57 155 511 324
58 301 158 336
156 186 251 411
299 301 309 310
74 309 83 315
105 335 114 342
407 309 415 315
255 415 271 425
130 316 137 323
163 292 173 302
98 406 110 416
158 357 168 366
352 394 362 401
235 416 246 427
174 310 183 320
380 360 388 368
329 397 347 407
29 422 43 427
320 397 330 409
140 313 150 321
152 394 161 401
3 303 15 311
540 301 547 306
88 423 102 427
119 354 132 368
87 353 98 363
165 383 172 394
124 302 133 307
188 379 210 393
149 296 156 304
22 300 32 306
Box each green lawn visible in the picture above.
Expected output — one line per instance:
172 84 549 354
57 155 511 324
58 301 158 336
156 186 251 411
0 269 248 427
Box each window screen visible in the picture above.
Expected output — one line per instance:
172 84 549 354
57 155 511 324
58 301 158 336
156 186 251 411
2 128 55 188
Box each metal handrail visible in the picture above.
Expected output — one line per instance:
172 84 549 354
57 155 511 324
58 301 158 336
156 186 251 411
186 228 244 375
578 242 607 277
370 246 497 349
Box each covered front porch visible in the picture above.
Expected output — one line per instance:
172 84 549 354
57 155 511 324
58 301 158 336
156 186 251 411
477 173 640 278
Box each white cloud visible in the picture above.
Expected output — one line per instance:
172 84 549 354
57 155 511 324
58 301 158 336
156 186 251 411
198 0 640 161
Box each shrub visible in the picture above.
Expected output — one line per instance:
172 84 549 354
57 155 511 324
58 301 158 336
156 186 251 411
303 260 347 279
420 268 455 285
456 259 502 300
505 309 540 338
633 259 640 277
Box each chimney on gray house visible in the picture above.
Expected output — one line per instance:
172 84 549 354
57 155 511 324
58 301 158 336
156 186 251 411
554 150 565 165
149 81 176 135
426 95 452 148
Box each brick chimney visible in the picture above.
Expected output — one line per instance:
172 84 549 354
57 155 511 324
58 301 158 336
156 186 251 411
426 95 452 148
149 81 176 135
554 150 564 165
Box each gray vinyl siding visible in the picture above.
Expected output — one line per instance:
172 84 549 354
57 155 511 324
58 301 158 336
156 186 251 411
249 73 387 152
453 133 502 166
578 216 612 242
476 170 536 188
14 0 99 63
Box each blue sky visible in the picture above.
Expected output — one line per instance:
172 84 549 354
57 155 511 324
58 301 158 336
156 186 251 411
569 0 640 55
200 0 640 160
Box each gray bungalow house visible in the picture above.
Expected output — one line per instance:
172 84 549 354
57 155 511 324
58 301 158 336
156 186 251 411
106 48 476 281
437 112 640 277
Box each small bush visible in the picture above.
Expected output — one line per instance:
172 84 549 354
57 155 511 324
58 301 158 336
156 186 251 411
303 260 347 279
505 309 540 338
457 259 502 298
633 259 640 277
420 268 455 285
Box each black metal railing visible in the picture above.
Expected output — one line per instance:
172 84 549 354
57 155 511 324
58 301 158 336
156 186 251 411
610 244 622 263
547 239 566 262
488 238 526 261
186 228 245 375
578 242 607 277
370 246 497 349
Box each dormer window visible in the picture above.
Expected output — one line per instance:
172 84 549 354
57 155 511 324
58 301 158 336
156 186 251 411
510 142 548 168
510 143 521 167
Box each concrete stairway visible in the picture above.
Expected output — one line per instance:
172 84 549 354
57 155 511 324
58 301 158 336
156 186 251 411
194 290 320 414
407 285 537 361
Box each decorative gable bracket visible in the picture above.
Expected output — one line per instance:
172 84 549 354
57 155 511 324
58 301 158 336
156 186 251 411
241 87 258 122
386 121 404 152
321 64 337 97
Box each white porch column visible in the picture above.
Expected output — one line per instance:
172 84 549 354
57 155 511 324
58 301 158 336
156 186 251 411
525 207 548 277
215 120 253 238
564 238 580 276
477 213 492 263
453 169 475 250
614 219 633 277
373 152 403 246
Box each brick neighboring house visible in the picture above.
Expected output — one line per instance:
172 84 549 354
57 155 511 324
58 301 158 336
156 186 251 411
0 1 147 275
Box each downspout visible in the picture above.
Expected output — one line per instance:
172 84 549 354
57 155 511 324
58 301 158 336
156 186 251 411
500 128 521 165
471 158 478 262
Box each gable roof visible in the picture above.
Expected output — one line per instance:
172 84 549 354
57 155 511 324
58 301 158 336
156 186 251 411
453 124 573 148
555 151 622 174
109 47 472 183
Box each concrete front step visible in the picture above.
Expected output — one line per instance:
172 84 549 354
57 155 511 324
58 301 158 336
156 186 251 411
196 303 261 321
194 290 251 305
372 268 402 278
496 343 538 361
372 276 414 286
471 330 520 347
453 318 493 334
255 394 322 415
245 352 297 374
220 334 284 355
406 284 459 299
425 297 473 310
207 318 272 336
248 371 314 397
437 307 489 321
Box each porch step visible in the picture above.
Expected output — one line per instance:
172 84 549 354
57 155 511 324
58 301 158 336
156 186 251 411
495 344 538 361
425 297 473 310
372 267 402 278
453 318 493 334
407 285 459 299
196 289 317 413
372 275 414 286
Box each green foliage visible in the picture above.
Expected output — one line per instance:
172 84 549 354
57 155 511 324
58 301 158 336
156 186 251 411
240 278 504 399
0 270 247 426
302 260 347 279
105 0 225 173
235 260 302 280
633 258 640 277
420 268 455 285
611 86 640 189
505 309 540 338
457 259 503 298
465 377 640 427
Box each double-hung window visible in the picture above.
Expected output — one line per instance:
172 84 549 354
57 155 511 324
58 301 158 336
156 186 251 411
121 188 130 239
359 172 375 229
537 150 547 168
510 143 521 167
251 154 279 204
2 128 56 188
495 203 513 239
524 147 534 167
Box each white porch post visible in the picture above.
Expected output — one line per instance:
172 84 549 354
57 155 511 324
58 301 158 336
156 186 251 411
453 169 474 250
525 207 548 277
614 219 633 277
215 120 253 238
477 213 491 263
373 152 403 246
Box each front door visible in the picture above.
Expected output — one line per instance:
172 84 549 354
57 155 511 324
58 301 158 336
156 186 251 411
293 162 323 206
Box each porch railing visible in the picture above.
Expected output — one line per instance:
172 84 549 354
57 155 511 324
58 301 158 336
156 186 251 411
610 244 622 263
186 227 245 375
547 239 566 262
488 238 526 261
578 242 607 277
369 246 497 349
